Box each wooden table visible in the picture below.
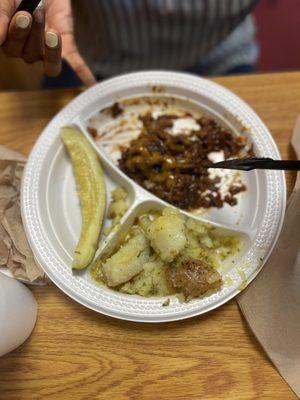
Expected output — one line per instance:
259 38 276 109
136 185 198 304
0 72 299 400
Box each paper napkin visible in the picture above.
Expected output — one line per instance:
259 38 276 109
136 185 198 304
0 146 46 283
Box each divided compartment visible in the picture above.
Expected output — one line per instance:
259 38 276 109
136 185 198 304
76 93 263 232
91 199 252 282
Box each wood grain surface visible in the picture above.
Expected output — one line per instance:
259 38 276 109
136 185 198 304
0 72 299 400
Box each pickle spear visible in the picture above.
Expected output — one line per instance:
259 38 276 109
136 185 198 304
60 126 106 270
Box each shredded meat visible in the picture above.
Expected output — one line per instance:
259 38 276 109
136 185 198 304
119 113 249 210
87 127 97 138
110 102 124 118
167 257 222 297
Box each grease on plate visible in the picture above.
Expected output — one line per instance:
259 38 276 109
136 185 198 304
90 207 241 301
88 96 252 212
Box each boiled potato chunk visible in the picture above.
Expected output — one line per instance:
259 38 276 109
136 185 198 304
145 207 186 262
108 199 128 219
111 187 128 201
120 258 171 297
102 233 150 287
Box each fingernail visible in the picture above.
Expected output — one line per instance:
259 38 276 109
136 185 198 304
16 15 30 29
46 32 58 48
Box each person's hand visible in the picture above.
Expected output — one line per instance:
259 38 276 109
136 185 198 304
0 0 96 86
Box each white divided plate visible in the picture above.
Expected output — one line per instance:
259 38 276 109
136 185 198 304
21 71 286 322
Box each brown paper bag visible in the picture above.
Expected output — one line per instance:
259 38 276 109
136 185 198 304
238 117 300 398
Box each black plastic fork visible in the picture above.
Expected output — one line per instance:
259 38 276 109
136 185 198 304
209 158 300 171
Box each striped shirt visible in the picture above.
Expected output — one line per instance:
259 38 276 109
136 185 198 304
72 0 259 77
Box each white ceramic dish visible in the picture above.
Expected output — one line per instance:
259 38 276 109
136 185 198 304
21 71 286 322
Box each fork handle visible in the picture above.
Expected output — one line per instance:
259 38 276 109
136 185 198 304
16 0 41 14
211 158 300 171
239 159 300 171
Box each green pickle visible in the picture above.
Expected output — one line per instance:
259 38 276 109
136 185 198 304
61 126 106 269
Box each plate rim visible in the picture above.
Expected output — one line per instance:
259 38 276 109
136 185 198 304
21 71 286 322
